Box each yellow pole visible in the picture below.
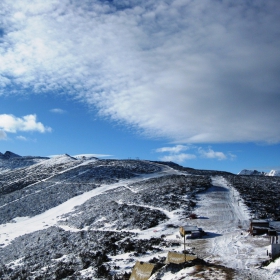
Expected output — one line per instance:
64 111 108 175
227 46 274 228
184 233 186 262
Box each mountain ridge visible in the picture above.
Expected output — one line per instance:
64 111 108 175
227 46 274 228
0 151 21 159
2 150 279 177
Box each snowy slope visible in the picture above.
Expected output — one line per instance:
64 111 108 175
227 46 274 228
150 176 280 280
0 153 279 279
0 151 48 174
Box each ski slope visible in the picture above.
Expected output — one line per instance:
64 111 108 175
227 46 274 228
0 163 184 247
184 176 278 279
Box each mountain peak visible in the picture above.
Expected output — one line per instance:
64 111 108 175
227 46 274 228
238 169 264 176
1 151 21 159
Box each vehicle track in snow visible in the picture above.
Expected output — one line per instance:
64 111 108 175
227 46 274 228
185 176 272 278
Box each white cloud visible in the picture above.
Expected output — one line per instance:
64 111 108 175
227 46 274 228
0 1 280 143
50 108 66 114
0 130 7 140
0 114 51 134
156 144 196 163
156 144 235 162
16 135 27 141
155 145 190 154
160 153 196 163
198 148 227 161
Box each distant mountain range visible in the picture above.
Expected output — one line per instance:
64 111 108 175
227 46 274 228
238 169 280 176
1 150 279 177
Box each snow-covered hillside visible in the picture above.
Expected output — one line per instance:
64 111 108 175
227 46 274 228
0 152 279 279
0 151 48 174
268 170 280 177
238 168 280 177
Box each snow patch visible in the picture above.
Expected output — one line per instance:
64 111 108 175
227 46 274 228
268 170 280 177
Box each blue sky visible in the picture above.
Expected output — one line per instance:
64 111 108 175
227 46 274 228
0 0 280 174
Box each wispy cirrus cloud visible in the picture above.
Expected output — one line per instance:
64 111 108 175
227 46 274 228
0 1 280 143
0 114 51 139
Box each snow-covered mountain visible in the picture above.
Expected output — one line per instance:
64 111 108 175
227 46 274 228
0 151 48 174
0 151 279 279
238 168 280 177
0 151 21 159
268 170 280 177
238 169 267 176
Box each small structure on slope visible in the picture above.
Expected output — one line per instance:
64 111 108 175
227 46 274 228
249 219 276 236
129 261 155 280
179 225 205 238
271 243 280 259
166 251 197 264
179 225 205 255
